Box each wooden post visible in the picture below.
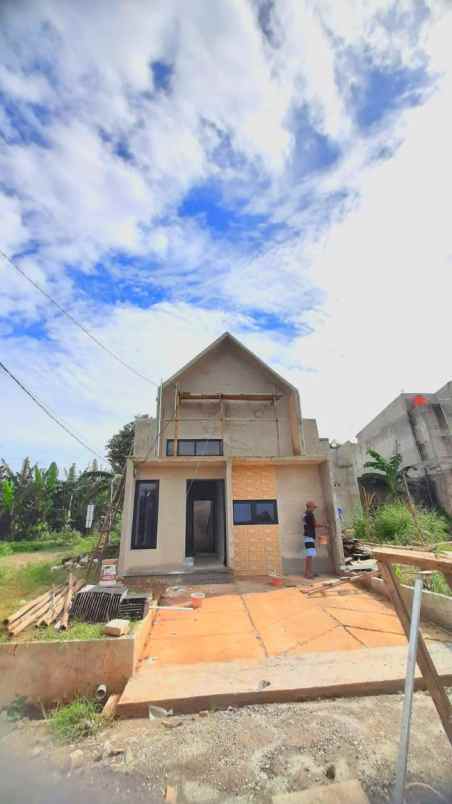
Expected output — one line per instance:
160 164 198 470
174 384 179 457
378 560 452 745
272 395 281 456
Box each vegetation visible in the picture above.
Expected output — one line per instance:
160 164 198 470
49 698 102 742
0 418 135 543
354 500 449 546
363 449 404 499
0 558 69 628
34 620 105 642
105 419 135 474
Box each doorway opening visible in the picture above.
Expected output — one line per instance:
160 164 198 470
186 479 226 567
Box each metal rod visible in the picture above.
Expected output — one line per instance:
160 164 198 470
393 573 424 804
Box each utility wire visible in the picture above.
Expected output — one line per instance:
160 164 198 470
0 248 159 387
0 359 104 461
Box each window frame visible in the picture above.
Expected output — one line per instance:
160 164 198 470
233 499 278 526
131 479 159 550
166 438 223 457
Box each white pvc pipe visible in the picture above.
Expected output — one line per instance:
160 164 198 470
393 573 423 804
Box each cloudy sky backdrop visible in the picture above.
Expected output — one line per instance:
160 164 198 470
1 0 451 469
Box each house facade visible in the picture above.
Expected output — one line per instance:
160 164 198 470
118 333 344 578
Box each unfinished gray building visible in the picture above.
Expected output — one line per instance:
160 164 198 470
331 381 452 521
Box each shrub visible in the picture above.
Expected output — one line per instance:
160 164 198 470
354 501 450 546
373 503 413 543
0 543 13 557
49 697 102 742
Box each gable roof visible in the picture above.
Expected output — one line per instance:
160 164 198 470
162 332 298 394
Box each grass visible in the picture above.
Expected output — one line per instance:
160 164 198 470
354 501 450 546
0 533 98 557
34 620 105 641
48 697 103 743
0 560 69 638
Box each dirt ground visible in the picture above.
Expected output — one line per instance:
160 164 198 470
1 693 452 803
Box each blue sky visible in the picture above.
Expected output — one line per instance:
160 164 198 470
0 0 451 468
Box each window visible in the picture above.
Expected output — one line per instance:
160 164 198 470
166 439 223 457
131 480 159 549
233 499 278 525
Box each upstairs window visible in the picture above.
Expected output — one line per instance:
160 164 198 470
233 499 278 525
131 480 159 549
166 439 223 457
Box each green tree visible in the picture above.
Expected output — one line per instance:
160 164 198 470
364 449 404 499
105 420 135 474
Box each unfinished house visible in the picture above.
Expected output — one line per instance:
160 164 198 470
118 333 343 578
331 383 452 521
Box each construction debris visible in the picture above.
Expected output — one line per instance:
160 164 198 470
5 577 84 637
342 535 373 564
70 585 126 623
103 618 130 637
102 694 120 720
118 593 149 620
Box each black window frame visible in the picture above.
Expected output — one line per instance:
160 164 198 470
233 499 278 526
131 480 159 550
166 438 223 457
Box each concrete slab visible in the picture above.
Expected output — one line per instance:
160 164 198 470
325 607 405 635
272 779 369 803
117 642 452 717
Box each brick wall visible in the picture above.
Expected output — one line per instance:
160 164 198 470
231 464 282 576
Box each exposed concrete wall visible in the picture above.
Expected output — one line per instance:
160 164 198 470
159 339 300 458
120 463 226 575
0 637 133 706
358 574 452 631
320 460 344 573
276 463 334 575
329 442 361 525
133 416 157 458
355 395 422 475
302 419 320 454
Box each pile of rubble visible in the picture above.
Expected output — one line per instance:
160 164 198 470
342 533 373 568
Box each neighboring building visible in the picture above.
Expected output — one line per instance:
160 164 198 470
119 332 344 578
331 383 452 521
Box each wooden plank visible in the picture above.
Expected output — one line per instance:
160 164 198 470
5 584 65 625
378 561 452 745
373 547 452 574
179 393 282 402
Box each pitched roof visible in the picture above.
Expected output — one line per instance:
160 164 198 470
162 332 298 393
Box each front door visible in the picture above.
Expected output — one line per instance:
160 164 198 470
186 479 226 563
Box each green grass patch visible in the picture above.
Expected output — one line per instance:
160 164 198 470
354 501 450 546
34 620 105 641
49 698 102 743
0 532 98 556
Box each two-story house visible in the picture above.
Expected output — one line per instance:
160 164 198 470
118 332 344 578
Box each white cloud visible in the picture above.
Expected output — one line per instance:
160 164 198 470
0 0 451 467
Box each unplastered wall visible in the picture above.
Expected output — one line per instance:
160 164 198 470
119 462 226 575
231 464 282 576
160 340 296 457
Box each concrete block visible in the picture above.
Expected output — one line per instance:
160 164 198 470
272 779 369 804
104 619 130 637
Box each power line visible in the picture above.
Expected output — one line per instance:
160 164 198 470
0 358 104 461
0 249 159 388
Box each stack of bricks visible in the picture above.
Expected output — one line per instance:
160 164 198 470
231 464 282 577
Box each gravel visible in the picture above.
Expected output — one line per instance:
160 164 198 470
1 692 452 803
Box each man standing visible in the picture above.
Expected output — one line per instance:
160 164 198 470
304 500 318 579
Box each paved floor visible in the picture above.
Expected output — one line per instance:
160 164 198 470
139 577 451 667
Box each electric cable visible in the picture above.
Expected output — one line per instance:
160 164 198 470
0 248 159 387
0 358 104 461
